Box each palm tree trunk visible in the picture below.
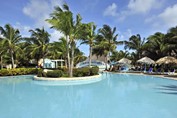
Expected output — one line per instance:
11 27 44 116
65 59 67 68
70 43 75 77
66 35 71 74
105 54 108 70
10 50 15 69
89 45 92 67
43 57 45 69
0 55 3 69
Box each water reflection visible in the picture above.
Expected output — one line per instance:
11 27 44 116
156 85 177 95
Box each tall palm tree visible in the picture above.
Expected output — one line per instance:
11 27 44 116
26 28 50 67
0 39 6 69
69 14 82 76
47 4 72 73
47 4 82 77
144 32 168 60
124 34 146 59
74 48 87 66
94 24 120 69
48 37 67 67
92 40 110 63
110 50 130 61
98 24 119 59
165 26 177 57
80 22 97 67
0 24 22 68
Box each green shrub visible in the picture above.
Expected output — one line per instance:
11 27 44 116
0 69 10 76
73 68 83 77
46 70 63 78
62 73 69 77
81 67 90 76
42 72 47 77
26 68 38 74
90 66 99 75
37 69 43 77
73 67 99 77
59 67 68 75
0 68 38 76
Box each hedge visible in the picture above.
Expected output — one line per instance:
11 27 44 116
0 66 99 77
46 70 63 78
73 66 99 77
0 68 38 76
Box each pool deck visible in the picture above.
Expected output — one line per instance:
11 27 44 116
34 74 101 81
108 71 177 81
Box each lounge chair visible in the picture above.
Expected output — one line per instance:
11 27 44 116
148 67 153 73
168 69 175 75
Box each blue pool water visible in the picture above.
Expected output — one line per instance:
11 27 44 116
0 73 177 118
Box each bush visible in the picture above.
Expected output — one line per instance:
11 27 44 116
0 68 38 76
42 72 47 77
46 70 63 78
37 69 43 77
26 68 38 74
73 66 99 77
90 66 99 75
0 69 11 76
73 68 83 77
81 67 90 76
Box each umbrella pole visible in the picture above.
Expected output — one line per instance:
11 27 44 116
144 63 146 72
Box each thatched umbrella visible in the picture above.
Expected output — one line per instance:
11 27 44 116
137 57 155 64
156 56 177 65
137 57 155 72
118 58 131 64
117 58 131 71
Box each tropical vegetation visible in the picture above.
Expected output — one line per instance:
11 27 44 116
0 3 177 77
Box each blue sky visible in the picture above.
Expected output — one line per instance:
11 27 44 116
1 0 177 56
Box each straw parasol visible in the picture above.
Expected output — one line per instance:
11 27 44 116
118 58 132 64
137 57 155 72
137 57 155 64
156 56 177 65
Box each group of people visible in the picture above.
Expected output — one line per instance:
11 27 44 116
133 64 176 73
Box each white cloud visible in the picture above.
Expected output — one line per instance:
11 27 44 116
145 4 177 30
103 3 118 17
128 0 162 14
158 4 177 27
23 0 64 28
14 22 31 37
49 30 64 42
23 0 64 41
118 29 132 41
103 0 163 21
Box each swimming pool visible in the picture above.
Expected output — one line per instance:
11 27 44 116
0 73 177 118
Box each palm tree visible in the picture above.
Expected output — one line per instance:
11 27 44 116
144 32 168 60
92 40 110 63
48 37 68 67
47 4 82 77
80 22 97 67
94 24 120 69
98 24 119 59
110 50 130 61
69 14 82 76
26 28 50 67
0 39 5 69
0 24 22 68
165 26 177 57
74 48 87 66
124 34 146 59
